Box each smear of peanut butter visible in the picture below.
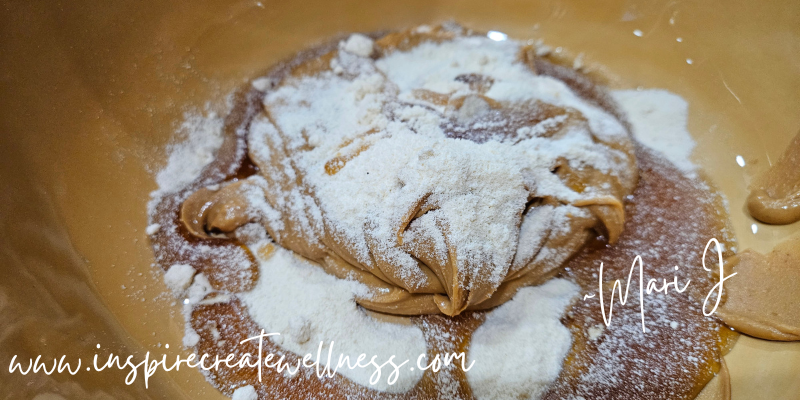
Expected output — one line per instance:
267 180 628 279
746 132 800 225
181 181 256 238
717 235 800 341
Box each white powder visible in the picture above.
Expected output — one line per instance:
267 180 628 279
145 223 161 235
376 37 629 144
163 263 195 293
587 324 605 341
341 33 374 57
182 329 200 348
230 385 257 400
238 243 427 392
251 77 272 92
612 89 697 176
153 111 224 197
253 34 637 301
186 273 213 304
466 279 579 400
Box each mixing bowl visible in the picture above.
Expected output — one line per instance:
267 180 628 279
1 1 798 398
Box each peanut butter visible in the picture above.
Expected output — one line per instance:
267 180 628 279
746 132 800 225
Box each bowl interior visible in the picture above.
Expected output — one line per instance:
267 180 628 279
1 1 798 398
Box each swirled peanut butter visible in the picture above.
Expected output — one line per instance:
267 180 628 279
747 132 800 225
179 25 638 317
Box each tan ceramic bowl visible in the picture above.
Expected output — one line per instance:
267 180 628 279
1 1 798 399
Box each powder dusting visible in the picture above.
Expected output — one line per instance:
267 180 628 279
238 242 427 392
466 279 579 400
152 111 224 199
612 89 697 176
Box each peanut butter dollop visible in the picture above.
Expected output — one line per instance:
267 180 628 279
747 131 800 225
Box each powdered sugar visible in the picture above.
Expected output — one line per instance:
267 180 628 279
466 279 579 400
145 223 161 235
376 36 629 144
612 89 697 176
238 243 427 392
231 385 258 400
153 111 224 197
163 263 196 293
340 33 374 57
